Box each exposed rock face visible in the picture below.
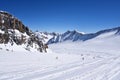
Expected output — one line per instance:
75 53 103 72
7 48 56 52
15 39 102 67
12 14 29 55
0 11 30 35
0 11 48 53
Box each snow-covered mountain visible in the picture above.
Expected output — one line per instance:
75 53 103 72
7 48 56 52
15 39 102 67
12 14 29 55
47 30 85 44
47 27 120 44
0 27 120 80
0 10 120 80
0 11 48 52
34 31 58 43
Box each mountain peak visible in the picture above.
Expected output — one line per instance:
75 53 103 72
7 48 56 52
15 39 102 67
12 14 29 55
47 27 120 44
0 10 48 53
65 30 85 35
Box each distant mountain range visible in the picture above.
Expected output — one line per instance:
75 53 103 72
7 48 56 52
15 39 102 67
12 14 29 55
47 27 120 44
0 10 120 52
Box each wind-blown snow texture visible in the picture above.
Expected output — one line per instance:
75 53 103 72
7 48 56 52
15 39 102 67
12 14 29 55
0 28 120 80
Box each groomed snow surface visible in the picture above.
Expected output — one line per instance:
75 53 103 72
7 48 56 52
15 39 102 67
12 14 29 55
0 32 120 80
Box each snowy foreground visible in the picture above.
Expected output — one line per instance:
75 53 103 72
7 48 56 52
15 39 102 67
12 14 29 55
0 33 120 80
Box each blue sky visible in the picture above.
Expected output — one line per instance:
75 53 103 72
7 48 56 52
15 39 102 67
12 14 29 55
0 0 120 33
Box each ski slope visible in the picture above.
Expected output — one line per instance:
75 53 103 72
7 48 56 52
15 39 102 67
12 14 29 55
0 33 120 80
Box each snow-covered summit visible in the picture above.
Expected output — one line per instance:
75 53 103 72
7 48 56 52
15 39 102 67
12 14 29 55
34 31 58 43
47 30 84 44
48 27 120 44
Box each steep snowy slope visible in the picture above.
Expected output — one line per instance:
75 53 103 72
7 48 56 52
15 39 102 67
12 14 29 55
0 30 120 80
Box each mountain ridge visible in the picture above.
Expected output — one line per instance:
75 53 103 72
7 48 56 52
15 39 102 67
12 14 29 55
0 10 120 47
47 27 120 44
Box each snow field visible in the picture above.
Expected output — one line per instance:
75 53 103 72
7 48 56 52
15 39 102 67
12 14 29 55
0 32 120 80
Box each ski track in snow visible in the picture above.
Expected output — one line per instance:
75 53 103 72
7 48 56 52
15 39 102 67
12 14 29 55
0 35 120 80
0 55 120 80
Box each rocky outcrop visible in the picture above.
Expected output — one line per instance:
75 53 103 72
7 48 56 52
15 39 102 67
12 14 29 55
0 11 30 35
0 11 48 53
